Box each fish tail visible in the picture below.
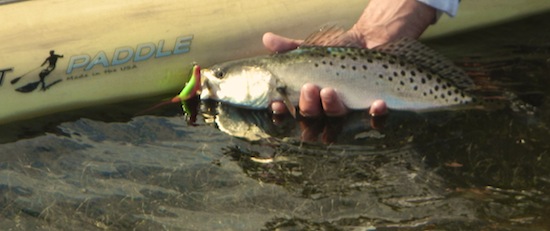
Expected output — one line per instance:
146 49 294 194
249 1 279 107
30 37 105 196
463 68 537 114
475 91 536 114
503 91 537 114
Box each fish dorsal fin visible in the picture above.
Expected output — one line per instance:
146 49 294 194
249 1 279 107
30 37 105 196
301 26 363 48
375 37 475 90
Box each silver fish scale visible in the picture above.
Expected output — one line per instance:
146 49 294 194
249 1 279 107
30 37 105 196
267 46 475 110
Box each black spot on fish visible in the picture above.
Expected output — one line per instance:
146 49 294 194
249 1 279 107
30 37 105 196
383 64 389 69
447 90 452 96
388 76 393 81
454 97 458 102
378 74 384 79
421 78 426 84
341 64 346 69
400 70 406 76
441 93 445 99
399 81 405 86
423 92 427 96
329 61 333 66
340 55 346 60
409 78 414 83
393 72 398 77
314 63 319 67
352 66 357 71
410 71 416 76
362 65 368 70
417 68 424 73
322 61 327 65
434 85 439 91
389 59 396 64
367 59 373 63
426 74 432 80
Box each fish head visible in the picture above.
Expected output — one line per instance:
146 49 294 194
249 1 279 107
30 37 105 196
200 61 278 109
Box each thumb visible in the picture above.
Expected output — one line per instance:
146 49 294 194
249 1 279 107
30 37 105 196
262 32 302 52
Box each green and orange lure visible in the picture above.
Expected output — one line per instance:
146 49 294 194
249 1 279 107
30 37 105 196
171 64 201 104
138 64 201 115
172 64 201 115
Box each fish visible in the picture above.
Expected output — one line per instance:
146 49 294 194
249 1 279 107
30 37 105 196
200 27 498 114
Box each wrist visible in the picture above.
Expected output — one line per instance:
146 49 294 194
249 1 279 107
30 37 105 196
351 0 436 48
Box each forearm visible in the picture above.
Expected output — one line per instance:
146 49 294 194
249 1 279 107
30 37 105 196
350 0 436 48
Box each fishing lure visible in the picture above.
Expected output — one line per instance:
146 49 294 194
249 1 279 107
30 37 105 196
172 64 201 103
172 64 201 115
137 64 201 116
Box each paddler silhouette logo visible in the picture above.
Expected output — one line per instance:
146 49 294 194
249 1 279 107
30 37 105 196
11 50 64 93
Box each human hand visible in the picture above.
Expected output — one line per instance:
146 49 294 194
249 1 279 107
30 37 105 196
263 0 437 117
263 32 388 117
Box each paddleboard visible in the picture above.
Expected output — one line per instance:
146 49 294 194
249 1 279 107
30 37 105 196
0 0 548 124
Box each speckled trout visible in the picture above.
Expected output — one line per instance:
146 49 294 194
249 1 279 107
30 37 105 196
200 28 491 113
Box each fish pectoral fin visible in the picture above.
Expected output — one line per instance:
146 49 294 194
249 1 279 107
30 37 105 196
276 86 296 118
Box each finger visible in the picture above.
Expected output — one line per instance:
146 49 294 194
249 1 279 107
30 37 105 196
321 118 344 144
299 117 325 143
369 99 388 116
299 83 322 117
262 32 302 52
320 88 348 117
270 101 288 115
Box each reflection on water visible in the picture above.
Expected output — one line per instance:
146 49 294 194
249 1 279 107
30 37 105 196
1 12 550 230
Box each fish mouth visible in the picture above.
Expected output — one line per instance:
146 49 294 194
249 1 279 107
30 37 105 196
199 68 217 100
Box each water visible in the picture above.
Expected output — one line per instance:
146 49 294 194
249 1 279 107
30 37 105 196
1 12 550 230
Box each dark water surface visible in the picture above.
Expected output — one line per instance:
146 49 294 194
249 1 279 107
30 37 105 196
1 13 550 230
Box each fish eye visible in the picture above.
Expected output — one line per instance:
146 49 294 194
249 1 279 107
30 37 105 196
214 70 225 79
